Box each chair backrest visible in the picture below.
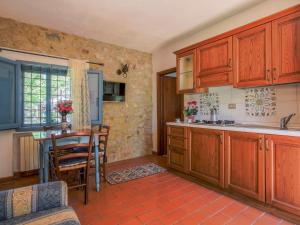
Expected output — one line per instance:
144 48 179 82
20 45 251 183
51 131 94 170
98 125 110 151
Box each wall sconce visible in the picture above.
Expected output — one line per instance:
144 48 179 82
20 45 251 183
116 64 129 78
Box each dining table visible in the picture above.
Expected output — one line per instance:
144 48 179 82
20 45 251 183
32 129 107 192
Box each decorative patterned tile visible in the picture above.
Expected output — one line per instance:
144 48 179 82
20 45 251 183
199 93 219 116
245 87 276 117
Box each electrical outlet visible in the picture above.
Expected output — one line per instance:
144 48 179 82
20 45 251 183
228 103 236 109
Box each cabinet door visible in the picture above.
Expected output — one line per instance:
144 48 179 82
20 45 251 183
196 37 233 87
272 11 300 84
168 146 189 173
176 50 196 93
189 128 224 187
233 23 272 88
225 131 265 202
266 135 300 216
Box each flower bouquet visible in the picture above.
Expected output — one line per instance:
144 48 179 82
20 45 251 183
54 100 73 131
183 101 198 123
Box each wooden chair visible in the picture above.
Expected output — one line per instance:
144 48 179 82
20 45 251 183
50 131 93 204
98 125 110 181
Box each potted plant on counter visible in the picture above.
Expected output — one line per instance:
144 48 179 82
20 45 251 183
183 101 198 123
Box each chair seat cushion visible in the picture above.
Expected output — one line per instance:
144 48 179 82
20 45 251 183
73 147 104 155
0 207 80 225
59 157 87 168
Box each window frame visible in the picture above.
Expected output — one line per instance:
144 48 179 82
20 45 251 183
87 70 103 125
0 56 21 130
18 61 70 130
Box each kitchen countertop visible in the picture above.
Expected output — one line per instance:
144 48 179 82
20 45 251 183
167 122 300 137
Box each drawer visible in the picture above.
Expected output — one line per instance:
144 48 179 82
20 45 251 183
167 126 187 138
168 136 187 149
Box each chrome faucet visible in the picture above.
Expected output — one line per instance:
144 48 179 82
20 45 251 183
280 113 296 129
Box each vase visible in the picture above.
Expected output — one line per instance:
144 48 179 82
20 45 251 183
187 115 195 123
61 115 69 132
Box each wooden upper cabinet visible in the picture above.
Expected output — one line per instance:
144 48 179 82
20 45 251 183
176 50 196 93
225 131 265 202
272 11 300 84
233 23 272 88
266 135 300 216
189 128 224 187
196 37 233 88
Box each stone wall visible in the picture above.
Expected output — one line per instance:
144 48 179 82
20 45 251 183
0 17 153 162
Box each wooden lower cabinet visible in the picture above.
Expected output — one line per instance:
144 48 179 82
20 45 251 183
266 135 300 216
167 125 300 218
189 128 224 187
167 126 189 173
225 131 265 202
168 146 189 173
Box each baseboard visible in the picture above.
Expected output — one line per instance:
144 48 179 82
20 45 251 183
152 151 158 155
0 176 15 183
14 169 38 177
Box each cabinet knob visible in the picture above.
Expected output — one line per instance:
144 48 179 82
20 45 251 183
219 135 223 144
228 58 232 67
259 138 264 150
273 68 277 81
266 69 271 82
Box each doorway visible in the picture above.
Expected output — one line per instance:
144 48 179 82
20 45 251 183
157 68 183 155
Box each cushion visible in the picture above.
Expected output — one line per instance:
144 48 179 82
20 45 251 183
0 207 80 225
59 157 87 168
0 181 68 221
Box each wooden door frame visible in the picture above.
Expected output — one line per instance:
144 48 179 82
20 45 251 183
157 67 181 155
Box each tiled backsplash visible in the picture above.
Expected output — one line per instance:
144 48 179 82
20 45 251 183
184 84 300 127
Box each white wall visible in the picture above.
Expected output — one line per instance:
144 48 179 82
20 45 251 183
0 130 14 177
152 0 300 152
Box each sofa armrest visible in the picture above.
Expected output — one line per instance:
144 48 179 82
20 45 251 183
0 181 68 221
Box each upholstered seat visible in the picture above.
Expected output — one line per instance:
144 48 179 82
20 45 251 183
0 181 80 225
59 157 88 169
0 207 79 225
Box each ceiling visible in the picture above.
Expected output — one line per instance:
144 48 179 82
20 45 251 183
0 0 265 53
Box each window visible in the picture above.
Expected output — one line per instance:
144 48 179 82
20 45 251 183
21 64 71 128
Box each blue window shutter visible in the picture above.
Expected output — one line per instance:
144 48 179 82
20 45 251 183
88 70 103 124
0 57 20 130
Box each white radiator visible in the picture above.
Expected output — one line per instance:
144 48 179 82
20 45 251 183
19 135 40 172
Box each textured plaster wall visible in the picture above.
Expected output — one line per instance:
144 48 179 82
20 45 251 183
0 17 153 177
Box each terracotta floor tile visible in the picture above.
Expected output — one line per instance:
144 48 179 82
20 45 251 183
159 208 189 225
254 214 282 225
179 210 208 225
119 218 143 225
137 208 165 224
201 212 231 225
219 201 248 218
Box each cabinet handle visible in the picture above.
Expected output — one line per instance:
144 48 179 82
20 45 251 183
265 139 269 151
228 58 232 67
273 68 277 81
266 69 271 82
219 135 223 145
259 138 263 151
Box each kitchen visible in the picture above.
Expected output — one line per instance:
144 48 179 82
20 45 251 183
166 4 300 221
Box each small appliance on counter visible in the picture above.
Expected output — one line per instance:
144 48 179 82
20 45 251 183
210 107 218 123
